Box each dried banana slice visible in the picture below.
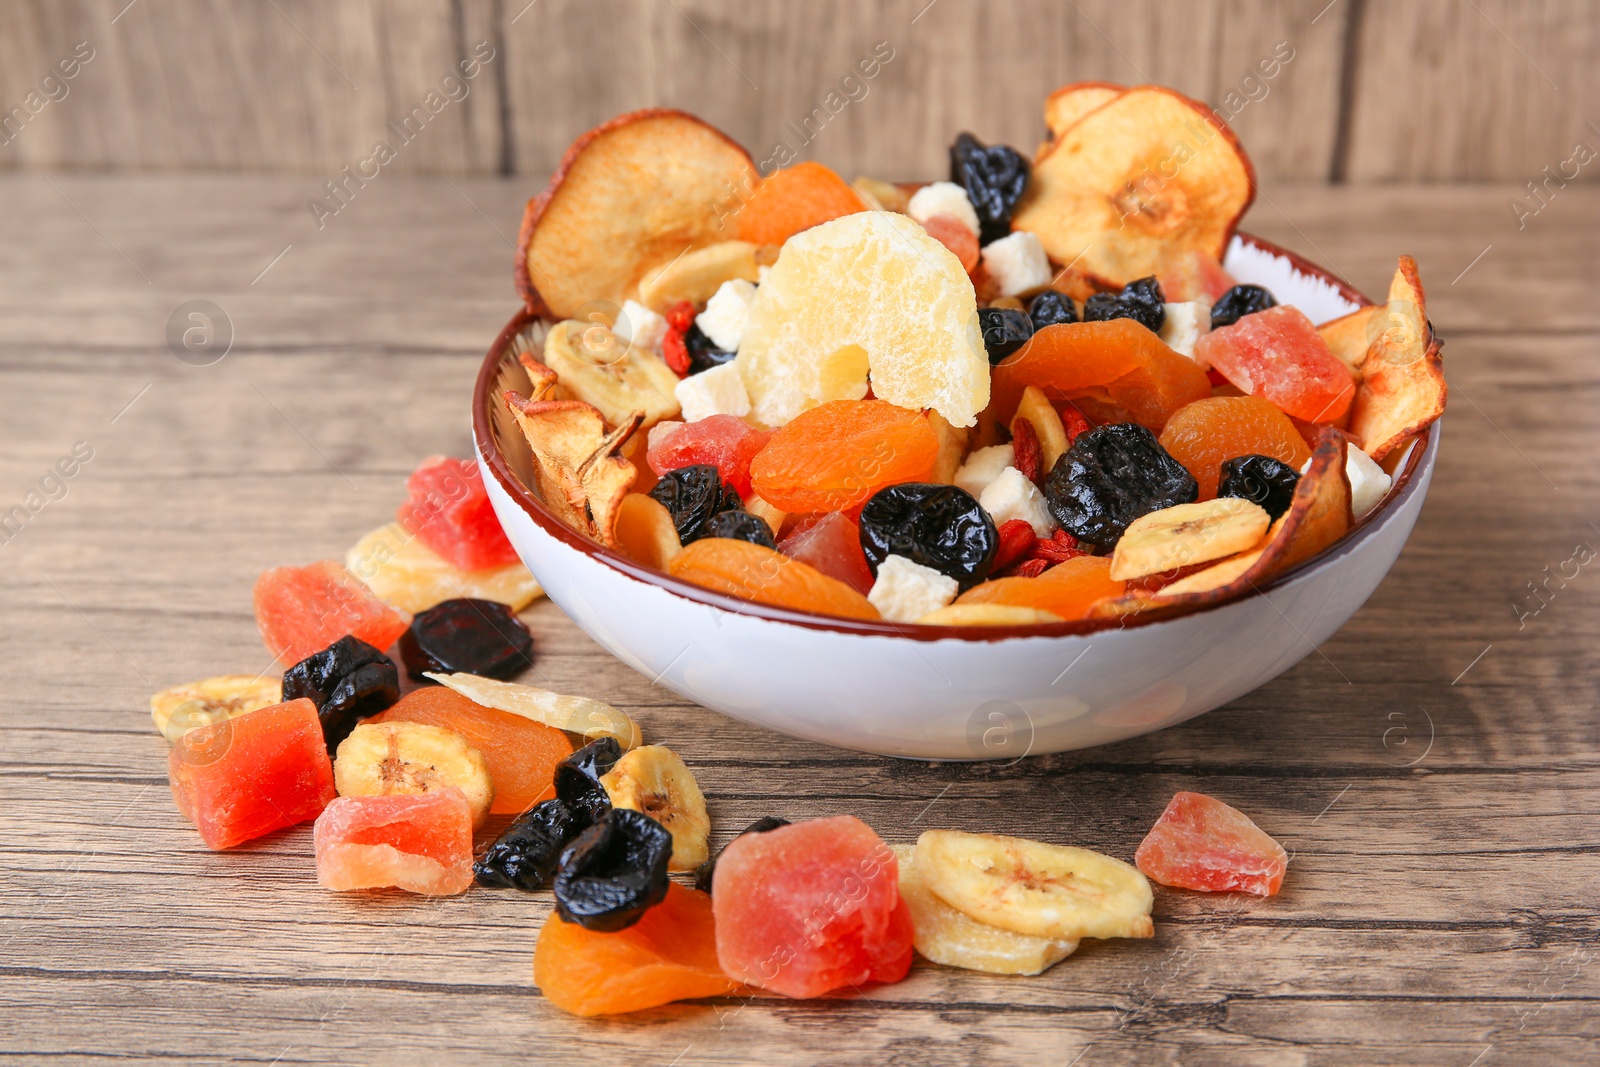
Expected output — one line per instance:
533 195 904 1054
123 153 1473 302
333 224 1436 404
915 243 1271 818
425 672 641 750
1109 497 1270 581
914 829 1153 941
890 844 1078 975
346 523 543 614
636 239 761 311
915 604 1063 627
600 745 710 871
536 317 682 430
333 721 494 826
150 675 282 744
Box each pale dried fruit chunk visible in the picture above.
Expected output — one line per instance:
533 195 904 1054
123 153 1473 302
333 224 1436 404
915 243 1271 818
1109 497 1271 581
535 319 682 431
914 829 1153 941
333 721 494 827
1153 547 1265 597
613 493 683 570
928 412 971 485
150 675 282 744
1349 257 1446 460
915 604 1063 626
504 394 641 545
735 211 990 427
852 175 908 213
425 671 641 750
599 744 710 871
346 523 543 614
637 240 762 312
1043 81 1125 140
1316 304 1381 376
890 844 1078 975
1015 386 1070 473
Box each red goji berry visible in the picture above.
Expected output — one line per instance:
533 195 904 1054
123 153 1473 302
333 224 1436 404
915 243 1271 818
1010 416 1042 484
1014 559 1049 578
991 519 1038 572
1058 404 1091 446
661 300 695 378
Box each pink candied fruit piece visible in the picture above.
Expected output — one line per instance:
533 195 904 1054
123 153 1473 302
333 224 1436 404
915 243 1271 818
1135 791 1288 897
1194 305 1356 424
777 511 875 595
253 560 411 666
313 788 474 895
397 455 520 571
712 815 912 998
646 415 772 499
921 215 979 274
168 698 336 850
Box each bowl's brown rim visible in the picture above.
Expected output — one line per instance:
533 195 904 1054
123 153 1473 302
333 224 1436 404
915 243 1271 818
474 232 1431 643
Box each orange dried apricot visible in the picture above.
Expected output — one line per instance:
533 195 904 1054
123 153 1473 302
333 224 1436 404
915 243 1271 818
668 538 881 620
955 556 1124 619
1159 396 1313 500
735 161 869 246
749 399 939 514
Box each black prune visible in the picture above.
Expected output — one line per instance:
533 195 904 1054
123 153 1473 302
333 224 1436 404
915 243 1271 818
648 464 742 544
1209 284 1277 328
950 132 1030 245
553 808 672 932
1044 423 1198 548
859 482 998 590
702 509 776 549
692 816 790 894
978 307 1035 365
1082 276 1165 333
1217 454 1300 520
281 635 399 755
555 736 622 823
397 598 534 682
1029 290 1077 330
685 322 736 375
474 797 588 891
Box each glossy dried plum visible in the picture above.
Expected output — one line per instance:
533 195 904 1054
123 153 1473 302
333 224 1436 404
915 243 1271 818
685 322 737 375
1044 423 1198 548
475 797 588 891
978 307 1034 365
648 464 742 544
693 816 789 894
1082 277 1165 333
859 482 998 590
1028 290 1077 330
703 509 776 549
1217 454 1300 521
556 736 622 823
1208 284 1277 328
950 132 1030 244
553 808 672 932
281 635 400 755
397 598 533 681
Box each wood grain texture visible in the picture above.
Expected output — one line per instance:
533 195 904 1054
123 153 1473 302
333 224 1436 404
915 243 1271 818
0 177 1596 1065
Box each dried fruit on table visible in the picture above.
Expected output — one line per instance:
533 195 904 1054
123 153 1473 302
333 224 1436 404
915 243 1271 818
1043 423 1198 549
750 399 940 513
1196 305 1356 424
734 160 869 246
1135 791 1288 897
702 508 775 548
426 672 642 750
281 635 400 755
397 597 534 681
314 788 474 896
1349 256 1446 460
949 132 1031 244
535 882 736 1016
922 214 980 273
669 537 881 620
517 109 759 318
333 720 494 827
504 394 640 545
736 211 990 428
532 318 683 431
648 464 743 544
476 797 588 890
1207 283 1277 328
346 523 542 615
1217 454 1300 520
396 455 520 572
978 307 1035 364
914 829 1153 941
646 414 771 498
600 744 711 871
693 816 790 894
253 560 412 667
150 675 282 744
890 843 1078 975
858 482 999 591
713 815 912 998
1041 80 1125 141
557 737 624 823
554 808 673 932
1109 497 1270 581
168 698 336 850
955 555 1124 620
1158 395 1312 500
1014 86 1254 285
614 492 684 570
375 687 573 816
776 511 876 595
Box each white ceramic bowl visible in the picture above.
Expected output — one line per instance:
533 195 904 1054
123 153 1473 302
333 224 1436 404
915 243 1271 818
475 235 1437 759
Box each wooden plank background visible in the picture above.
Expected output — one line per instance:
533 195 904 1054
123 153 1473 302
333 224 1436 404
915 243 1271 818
0 0 1596 183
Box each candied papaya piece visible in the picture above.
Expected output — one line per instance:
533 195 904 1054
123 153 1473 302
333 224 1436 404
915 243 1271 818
373 687 573 815
397 456 520 571
749 399 939 513
668 538 880 620
1195 305 1356 424
168 698 336 850
1158 396 1313 500
1135 791 1288 897
253 560 411 666
956 556 1124 619
646 415 772 499
734 161 868 247
314 788 475 895
534 882 736 1016
777 511 875 595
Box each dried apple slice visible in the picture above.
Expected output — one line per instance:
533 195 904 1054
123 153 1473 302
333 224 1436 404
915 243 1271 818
503 394 641 545
516 109 760 319
1013 86 1255 286
1349 257 1446 460
1042 81 1125 141
1316 304 1381 376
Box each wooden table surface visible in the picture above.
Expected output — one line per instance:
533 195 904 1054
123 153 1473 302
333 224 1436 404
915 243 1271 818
1 175 1596 1066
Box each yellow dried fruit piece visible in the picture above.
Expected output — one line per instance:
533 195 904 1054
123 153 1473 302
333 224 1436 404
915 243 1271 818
613 493 683 570
637 240 762 312
346 523 543 614
915 604 1063 627
333 721 494 827
890 844 1078 975
736 211 990 428
852 176 908 213
744 495 787 539
425 671 641 750
1109 497 1271 581
1015 386 1070 473
914 829 1154 941
539 318 682 431
929 411 971 485
150 675 282 744
600 745 710 871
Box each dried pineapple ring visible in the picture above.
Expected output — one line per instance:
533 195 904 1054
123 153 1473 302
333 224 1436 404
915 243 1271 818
600 745 710 871
425 671 641 750
150 675 282 744
333 721 495 827
346 523 543 614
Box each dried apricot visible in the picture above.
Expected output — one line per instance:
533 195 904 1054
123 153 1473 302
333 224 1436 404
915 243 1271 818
735 161 868 246
1159 396 1313 500
749 399 939 513
955 556 1123 619
668 538 880 620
